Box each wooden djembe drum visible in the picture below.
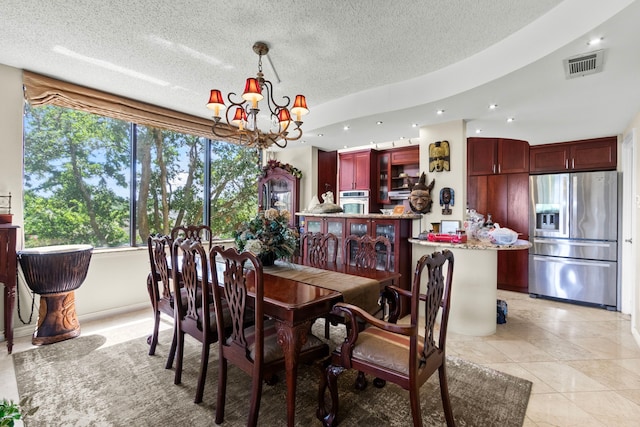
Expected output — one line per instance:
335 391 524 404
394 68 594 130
18 244 93 345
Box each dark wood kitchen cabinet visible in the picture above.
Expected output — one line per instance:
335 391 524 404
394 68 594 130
377 146 419 204
529 136 617 173
339 149 376 191
302 216 346 263
467 137 529 176
467 172 529 293
302 215 414 296
317 150 337 199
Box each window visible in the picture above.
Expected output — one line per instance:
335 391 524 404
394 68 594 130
23 104 259 248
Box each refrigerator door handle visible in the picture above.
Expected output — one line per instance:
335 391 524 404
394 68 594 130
533 238 613 248
531 255 613 268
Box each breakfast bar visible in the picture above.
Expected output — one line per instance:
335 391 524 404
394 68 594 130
410 238 531 336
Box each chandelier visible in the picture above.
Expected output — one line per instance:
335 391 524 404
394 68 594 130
206 41 309 149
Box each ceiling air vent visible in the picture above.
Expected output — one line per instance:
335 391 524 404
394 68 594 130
563 49 604 79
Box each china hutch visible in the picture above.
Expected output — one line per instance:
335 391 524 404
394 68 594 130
258 166 300 228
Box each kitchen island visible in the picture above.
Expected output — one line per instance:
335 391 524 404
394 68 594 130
410 238 531 336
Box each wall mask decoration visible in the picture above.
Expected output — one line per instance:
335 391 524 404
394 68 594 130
428 140 450 172
409 172 436 214
440 187 454 215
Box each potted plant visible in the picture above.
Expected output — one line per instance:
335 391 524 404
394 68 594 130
0 397 38 426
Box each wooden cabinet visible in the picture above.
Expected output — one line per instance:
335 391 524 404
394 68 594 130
468 171 529 293
1 225 18 354
530 136 617 173
377 146 420 205
317 150 337 199
467 137 529 176
339 150 376 191
258 167 300 228
302 216 346 263
344 217 413 293
303 215 413 295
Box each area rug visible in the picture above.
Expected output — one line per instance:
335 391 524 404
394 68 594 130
13 325 531 426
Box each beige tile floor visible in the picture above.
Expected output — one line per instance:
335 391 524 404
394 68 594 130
1 290 639 426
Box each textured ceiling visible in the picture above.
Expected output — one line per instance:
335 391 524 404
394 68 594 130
0 0 639 152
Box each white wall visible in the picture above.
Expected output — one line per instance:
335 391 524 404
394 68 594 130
623 112 640 344
269 145 318 211
417 120 467 234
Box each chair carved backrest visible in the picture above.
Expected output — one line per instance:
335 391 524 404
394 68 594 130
171 237 212 335
210 245 265 367
147 233 173 303
414 250 455 358
170 224 212 243
344 234 392 271
300 231 338 265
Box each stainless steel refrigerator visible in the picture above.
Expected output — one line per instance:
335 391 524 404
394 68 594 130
529 171 619 308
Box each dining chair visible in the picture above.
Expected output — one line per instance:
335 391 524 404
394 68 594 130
343 233 392 272
209 245 329 427
168 236 224 404
344 233 393 317
170 224 212 242
300 231 338 265
146 233 179 359
317 250 456 427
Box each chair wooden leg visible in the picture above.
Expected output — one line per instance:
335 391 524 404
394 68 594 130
165 326 177 369
317 364 344 427
438 364 456 427
324 316 330 338
354 370 368 390
146 275 160 355
247 369 264 427
408 386 424 427
215 357 227 424
174 331 184 385
194 341 210 403
148 310 160 355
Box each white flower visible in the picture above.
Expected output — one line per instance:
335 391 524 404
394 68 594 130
244 239 263 255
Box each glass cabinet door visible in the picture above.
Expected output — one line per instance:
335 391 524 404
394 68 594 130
258 167 300 228
375 221 396 271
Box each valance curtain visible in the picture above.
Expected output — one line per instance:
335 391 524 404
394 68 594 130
22 70 239 142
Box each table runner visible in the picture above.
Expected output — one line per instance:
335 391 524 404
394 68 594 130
264 262 380 314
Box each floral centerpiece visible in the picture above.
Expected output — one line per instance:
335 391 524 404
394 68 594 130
233 208 298 265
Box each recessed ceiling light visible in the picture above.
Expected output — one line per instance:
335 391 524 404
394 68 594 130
317 133 324 137
399 136 405 140
436 109 445 115
489 104 498 110
587 37 603 46
343 125 350 130
376 121 383 125
412 123 419 128
475 129 482 134
343 145 348 149
507 117 515 123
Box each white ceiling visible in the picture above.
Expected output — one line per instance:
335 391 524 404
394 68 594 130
1 0 639 152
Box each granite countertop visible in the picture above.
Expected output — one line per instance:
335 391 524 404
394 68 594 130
409 238 532 251
296 212 422 219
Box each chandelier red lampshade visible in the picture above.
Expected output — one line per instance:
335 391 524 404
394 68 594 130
206 41 309 149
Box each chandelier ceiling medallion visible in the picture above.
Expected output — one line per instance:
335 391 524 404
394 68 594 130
206 41 309 149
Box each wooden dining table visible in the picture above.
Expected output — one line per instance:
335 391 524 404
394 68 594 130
210 259 398 426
